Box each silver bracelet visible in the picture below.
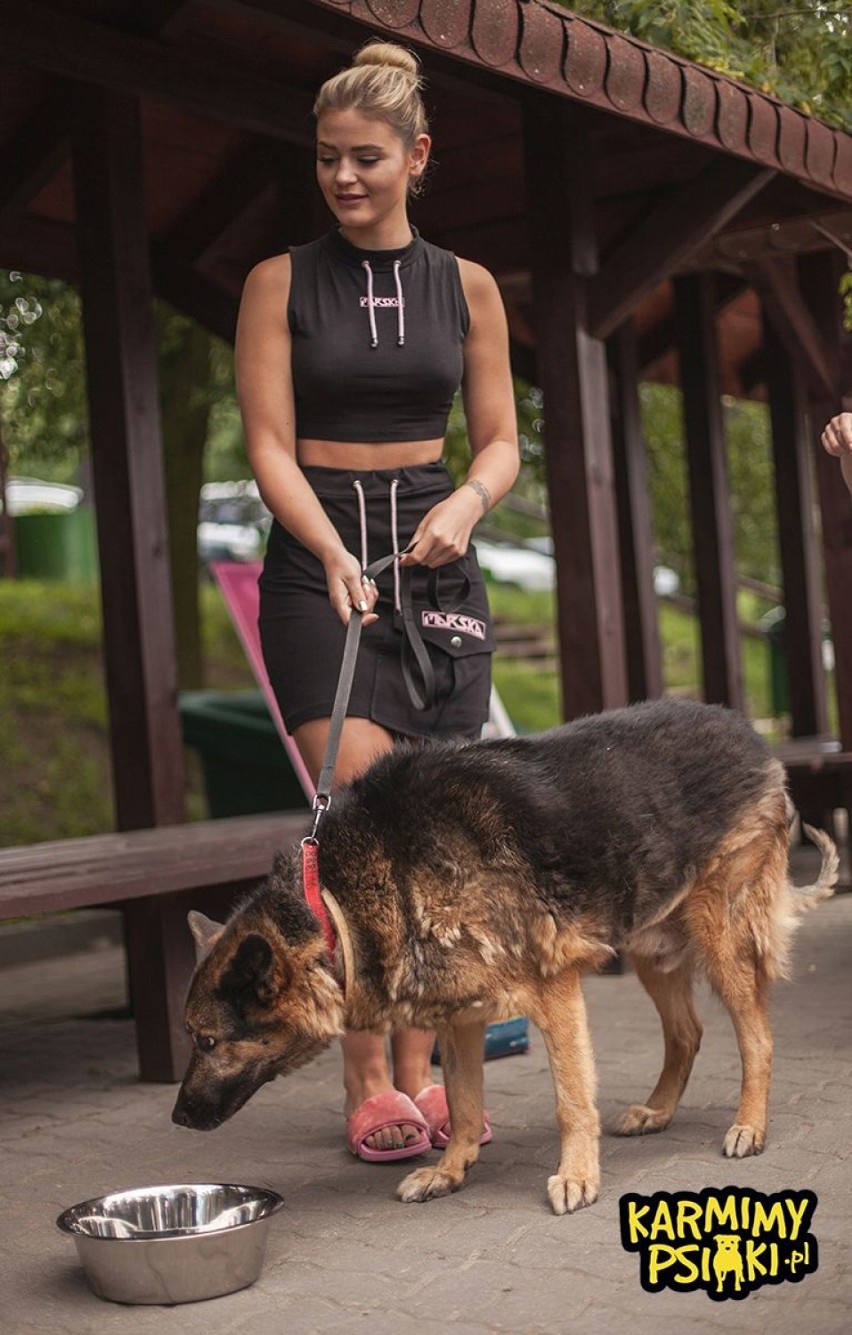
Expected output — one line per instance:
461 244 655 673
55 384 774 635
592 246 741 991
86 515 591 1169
463 478 491 516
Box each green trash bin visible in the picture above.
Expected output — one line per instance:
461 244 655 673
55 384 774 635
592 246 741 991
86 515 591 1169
14 506 98 581
760 607 834 719
179 689 308 818
761 606 789 717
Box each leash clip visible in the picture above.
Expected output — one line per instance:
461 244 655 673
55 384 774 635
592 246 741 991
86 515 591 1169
310 791 331 841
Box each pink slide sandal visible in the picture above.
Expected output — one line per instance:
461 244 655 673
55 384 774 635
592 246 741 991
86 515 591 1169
414 1084 493 1149
346 1091 432 1163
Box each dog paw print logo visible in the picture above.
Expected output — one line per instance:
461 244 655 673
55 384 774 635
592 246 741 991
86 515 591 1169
620 1186 818 1302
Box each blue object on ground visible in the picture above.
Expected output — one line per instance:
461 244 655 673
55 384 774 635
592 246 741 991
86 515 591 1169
432 1016 530 1065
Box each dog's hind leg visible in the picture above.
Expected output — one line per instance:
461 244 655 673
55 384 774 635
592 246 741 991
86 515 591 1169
396 1020 487 1204
689 820 789 1158
613 957 702 1137
705 942 773 1158
527 970 600 1215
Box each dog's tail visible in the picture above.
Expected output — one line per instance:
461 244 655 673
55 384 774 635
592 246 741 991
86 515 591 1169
793 824 839 911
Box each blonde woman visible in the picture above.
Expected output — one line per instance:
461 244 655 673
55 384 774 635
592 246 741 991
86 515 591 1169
236 41 519 1161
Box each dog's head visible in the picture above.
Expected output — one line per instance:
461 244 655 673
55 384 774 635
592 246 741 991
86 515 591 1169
713 1235 742 1257
172 853 345 1132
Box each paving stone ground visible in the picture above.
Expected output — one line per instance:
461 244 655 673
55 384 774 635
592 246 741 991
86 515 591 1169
1 849 849 1334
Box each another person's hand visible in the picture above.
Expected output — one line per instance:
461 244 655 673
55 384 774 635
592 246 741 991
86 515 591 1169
822 412 852 496
324 548 379 626
821 412 852 460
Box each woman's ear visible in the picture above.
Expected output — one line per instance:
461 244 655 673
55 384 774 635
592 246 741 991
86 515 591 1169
409 132 431 180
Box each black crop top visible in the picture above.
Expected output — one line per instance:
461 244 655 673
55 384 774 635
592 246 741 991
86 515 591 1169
287 228 470 443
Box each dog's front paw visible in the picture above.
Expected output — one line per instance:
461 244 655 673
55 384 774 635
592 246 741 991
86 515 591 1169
723 1123 765 1158
547 1173 599 1215
613 1103 672 1137
396 1165 464 1203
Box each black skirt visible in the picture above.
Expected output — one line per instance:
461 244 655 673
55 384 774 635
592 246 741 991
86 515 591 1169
258 463 494 739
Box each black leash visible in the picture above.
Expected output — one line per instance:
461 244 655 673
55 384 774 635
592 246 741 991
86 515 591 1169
309 547 470 835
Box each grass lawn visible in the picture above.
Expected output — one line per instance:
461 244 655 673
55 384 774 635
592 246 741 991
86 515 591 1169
0 576 793 847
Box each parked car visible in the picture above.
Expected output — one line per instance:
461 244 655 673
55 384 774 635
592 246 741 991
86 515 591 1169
525 535 680 598
197 480 271 564
474 538 555 592
2 477 83 515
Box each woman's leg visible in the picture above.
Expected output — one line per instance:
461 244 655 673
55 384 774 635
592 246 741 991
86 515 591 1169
293 716 438 1152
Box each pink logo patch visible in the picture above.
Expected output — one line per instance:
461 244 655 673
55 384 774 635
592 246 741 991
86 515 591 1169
422 611 486 641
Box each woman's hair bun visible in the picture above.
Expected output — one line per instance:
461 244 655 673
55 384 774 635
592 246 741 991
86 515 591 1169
314 38 428 158
352 41 420 77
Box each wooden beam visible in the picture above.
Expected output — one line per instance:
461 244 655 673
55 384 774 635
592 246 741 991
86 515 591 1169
589 159 774 341
674 273 743 709
0 88 70 221
0 5 209 226
609 323 664 701
0 216 78 280
118 0 196 38
762 312 828 736
636 274 747 373
71 87 185 832
800 250 852 750
524 101 628 719
151 248 240 343
163 139 287 265
751 256 838 398
5 3 314 143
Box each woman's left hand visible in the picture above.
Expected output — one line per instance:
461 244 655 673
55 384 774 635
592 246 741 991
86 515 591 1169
400 486 483 568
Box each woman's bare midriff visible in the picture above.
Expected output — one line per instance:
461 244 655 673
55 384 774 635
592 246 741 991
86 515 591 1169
297 437 445 470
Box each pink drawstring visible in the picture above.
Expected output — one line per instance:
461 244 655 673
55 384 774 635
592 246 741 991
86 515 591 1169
361 260 378 347
393 260 405 346
352 477 403 613
352 479 368 570
389 477 401 613
362 257 405 348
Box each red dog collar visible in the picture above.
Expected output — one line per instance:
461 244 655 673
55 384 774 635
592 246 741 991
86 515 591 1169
301 838 337 962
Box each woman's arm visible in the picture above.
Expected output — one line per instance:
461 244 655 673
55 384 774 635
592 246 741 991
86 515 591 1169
402 260 519 568
235 257 376 622
821 412 852 495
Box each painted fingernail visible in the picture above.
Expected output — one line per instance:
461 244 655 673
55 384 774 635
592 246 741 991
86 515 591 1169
358 599 367 611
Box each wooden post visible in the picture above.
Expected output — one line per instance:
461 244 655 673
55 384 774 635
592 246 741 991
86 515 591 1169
523 102 627 719
762 310 828 737
72 88 186 1080
798 252 852 751
674 273 743 710
609 323 664 701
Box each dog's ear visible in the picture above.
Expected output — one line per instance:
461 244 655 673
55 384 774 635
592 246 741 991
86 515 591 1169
221 932 290 1011
187 910 224 964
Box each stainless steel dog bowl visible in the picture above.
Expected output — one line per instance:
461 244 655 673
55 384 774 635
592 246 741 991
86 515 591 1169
56 1183 284 1305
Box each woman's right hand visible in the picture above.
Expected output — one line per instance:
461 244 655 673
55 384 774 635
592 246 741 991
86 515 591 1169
324 548 379 626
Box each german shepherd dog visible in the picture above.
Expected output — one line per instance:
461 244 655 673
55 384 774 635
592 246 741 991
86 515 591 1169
172 700 837 1214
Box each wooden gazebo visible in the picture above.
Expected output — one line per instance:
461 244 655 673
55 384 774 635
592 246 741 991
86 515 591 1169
2 0 851 1078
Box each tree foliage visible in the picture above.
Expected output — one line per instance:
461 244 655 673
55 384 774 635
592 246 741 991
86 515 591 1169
565 1 852 129
0 272 88 474
640 383 781 595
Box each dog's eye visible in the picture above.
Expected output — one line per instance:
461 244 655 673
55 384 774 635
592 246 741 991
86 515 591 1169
196 1034 217 1052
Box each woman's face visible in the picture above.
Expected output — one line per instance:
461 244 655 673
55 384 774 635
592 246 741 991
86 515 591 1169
315 107 429 235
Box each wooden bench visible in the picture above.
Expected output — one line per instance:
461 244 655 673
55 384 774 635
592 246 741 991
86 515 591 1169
0 810 308 1082
773 736 852 831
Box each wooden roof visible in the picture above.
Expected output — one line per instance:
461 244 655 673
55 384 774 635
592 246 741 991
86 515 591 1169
3 0 852 396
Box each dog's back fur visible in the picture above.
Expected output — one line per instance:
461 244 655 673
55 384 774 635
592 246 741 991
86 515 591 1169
174 699 837 1214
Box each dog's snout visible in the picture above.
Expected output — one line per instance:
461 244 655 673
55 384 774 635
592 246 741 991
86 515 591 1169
171 1100 193 1128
